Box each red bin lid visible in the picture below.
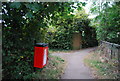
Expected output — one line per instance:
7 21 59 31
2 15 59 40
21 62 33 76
35 43 48 47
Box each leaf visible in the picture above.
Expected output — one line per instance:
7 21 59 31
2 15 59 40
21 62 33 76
20 56 24 58
25 12 33 19
82 2 87 6
77 7 82 11
25 3 41 12
10 2 21 9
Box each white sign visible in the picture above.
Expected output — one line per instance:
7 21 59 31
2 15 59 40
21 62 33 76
43 49 47 66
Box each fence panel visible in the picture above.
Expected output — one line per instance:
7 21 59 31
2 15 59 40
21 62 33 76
100 41 120 62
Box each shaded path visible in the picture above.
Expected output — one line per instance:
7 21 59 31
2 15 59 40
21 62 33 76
52 47 96 79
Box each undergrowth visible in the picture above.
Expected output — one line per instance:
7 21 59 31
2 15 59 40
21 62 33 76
84 50 119 79
33 54 65 80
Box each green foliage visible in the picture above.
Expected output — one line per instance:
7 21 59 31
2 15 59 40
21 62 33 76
48 9 98 49
90 1 120 44
2 2 85 79
49 24 73 50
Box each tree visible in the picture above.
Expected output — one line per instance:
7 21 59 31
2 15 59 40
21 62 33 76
49 8 98 49
90 1 120 44
2 2 85 79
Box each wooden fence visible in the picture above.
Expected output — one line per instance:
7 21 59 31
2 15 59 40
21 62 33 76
99 41 120 62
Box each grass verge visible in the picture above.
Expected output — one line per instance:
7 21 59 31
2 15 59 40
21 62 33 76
84 50 119 79
33 54 66 80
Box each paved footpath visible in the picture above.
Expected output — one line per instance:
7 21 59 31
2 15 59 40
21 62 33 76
52 47 96 79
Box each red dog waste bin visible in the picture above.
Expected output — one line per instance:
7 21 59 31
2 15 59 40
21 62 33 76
34 43 48 68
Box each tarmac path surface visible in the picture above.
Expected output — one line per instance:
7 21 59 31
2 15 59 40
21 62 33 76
51 47 96 79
